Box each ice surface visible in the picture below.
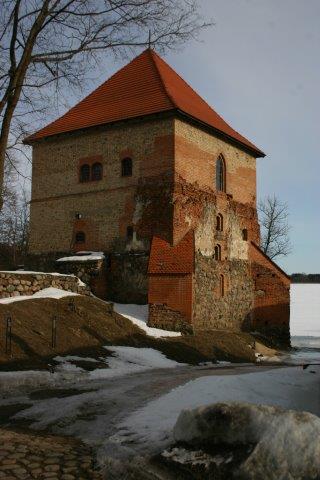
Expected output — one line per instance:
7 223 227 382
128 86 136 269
290 284 320 336
109 365 320 453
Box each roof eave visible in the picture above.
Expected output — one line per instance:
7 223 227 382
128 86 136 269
176 110 265 158
24 108 266 159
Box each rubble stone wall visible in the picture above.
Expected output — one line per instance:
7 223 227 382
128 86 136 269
0 272 90 299
148 303 193 334
193 253 254 332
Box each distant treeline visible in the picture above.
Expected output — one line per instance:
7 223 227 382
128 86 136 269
291 273 320 283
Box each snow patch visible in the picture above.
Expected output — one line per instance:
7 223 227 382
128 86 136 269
0 287 79 304
113 303 181 338
90 346 184 379
57 251 105 262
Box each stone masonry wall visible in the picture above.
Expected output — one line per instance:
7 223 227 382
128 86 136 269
107 253 149 304
0 272 90 299
148 304 193 334
56 258 108 299
250 243 290 346
193 253 254 332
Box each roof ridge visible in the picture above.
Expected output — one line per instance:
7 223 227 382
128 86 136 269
149 50 177 109
151 51 259 154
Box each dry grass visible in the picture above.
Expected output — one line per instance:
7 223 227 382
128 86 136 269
0 296 256 370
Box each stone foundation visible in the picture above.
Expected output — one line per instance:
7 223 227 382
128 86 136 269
0 271 90 299
148 303 193 334
56 257 108 299
107 253 148 304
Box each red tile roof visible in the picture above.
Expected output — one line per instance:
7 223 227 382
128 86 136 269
25 49 264 156
148 231 194 274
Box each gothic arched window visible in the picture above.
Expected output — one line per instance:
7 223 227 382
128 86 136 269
216 213 223 232
216 154 226 192
91 162 103 181
121 157 132 177
75 231 85 244
80 164 90 183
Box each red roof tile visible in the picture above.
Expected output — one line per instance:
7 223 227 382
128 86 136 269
25 49 264 156
148 231 194 274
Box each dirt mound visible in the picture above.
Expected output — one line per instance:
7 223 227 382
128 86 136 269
0 296 256 369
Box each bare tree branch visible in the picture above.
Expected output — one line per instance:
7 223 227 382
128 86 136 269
258 195 292 260
0 0 212 208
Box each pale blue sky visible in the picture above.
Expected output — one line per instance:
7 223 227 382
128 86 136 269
34 0 319 274
97 0 319 273
164 0 320 274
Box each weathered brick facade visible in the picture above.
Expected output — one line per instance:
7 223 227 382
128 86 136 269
26 49 290 345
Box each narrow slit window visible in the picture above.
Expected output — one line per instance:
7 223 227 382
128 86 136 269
242 228 248 241
121 157 132 177
220 274 225 297
216 213 223 231
126 226 134 240
214 244 222 261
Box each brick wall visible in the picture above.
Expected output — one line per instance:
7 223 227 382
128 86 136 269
174 119 257 207
29 116 175 254
148 274 193 322
249 243 290 345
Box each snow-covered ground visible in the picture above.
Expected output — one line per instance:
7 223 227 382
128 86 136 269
114 303 181 338
0 287 79 304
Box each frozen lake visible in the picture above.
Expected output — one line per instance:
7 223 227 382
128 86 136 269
290 284 320 337
290 284 320 352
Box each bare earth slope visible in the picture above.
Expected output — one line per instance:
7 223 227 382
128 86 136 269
0 296 256 369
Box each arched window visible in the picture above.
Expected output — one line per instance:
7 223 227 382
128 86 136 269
121 157 132 177
91 162 103 181
220 274 225 297
216 213 223 232
216 154 226 192
75 231 85 244
242 228 248 241
80 164 90 183
214 244 221 261
126 226 134 240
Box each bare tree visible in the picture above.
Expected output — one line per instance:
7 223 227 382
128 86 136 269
0 0 211 207
258 195 292 260
0 160 29 267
